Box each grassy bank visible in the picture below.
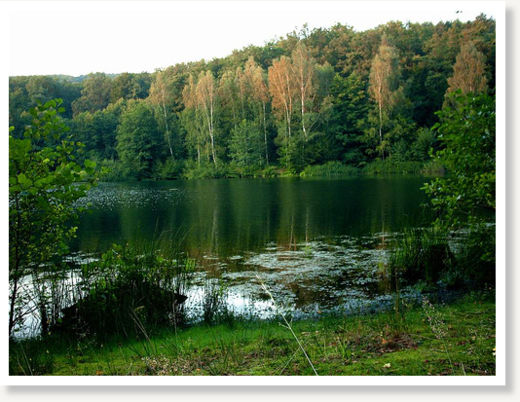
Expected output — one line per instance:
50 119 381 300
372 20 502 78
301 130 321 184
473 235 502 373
10 295 495 376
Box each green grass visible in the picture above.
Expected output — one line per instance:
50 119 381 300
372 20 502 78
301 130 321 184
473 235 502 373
9 296 495 376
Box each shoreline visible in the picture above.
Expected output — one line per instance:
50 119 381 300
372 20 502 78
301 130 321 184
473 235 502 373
9 294 495 376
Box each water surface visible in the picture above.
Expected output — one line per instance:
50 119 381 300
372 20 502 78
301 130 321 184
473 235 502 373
73 177 433 318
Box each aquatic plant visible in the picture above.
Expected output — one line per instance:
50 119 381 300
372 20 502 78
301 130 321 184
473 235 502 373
389 227 455 287
54 244 195 339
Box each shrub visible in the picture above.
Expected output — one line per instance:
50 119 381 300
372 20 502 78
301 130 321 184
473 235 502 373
390 228 455 287
260 165 279 178
300 161 359 178
99 159 128 181
154 158 185 180
54 245 195 339
363 159 424 175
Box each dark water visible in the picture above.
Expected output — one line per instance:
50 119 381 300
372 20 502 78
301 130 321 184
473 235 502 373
73 177 433 318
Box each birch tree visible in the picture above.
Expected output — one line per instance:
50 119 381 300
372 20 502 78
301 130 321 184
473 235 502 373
291 42 316 141
219 69 240 130
268 56 295 140
243 57 271 165
369 37 400 150
446 41 488 96
182 74 204 165
148 70 174 159
196 70 218 167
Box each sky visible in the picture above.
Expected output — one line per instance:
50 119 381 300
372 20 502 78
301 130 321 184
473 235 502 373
6 0 500 77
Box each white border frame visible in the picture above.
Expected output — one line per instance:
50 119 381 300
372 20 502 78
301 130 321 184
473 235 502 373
2 0 506 386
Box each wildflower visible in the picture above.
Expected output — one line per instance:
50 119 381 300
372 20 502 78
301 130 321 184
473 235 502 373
383 363 391 368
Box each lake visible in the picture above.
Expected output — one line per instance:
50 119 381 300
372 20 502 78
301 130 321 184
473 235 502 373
71 176 433 320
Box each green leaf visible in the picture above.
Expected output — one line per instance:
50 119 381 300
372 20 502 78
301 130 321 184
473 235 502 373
17 173 32 187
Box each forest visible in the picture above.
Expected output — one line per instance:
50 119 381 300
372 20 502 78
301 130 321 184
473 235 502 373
9 15 495 179
8 14 497 377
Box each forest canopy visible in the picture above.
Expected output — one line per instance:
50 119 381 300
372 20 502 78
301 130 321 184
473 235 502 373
9 15 496 179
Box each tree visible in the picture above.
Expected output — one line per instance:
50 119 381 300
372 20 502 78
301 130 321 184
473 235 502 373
229 120 264 169
446 41 488 96
291 41 316 141
250 60 271 165
268 56 295 140
238 57 271 165
424 92 495 229
195 71 219 166
72 73 112 115
116 101 162 179
329 72 369 165
423 92 495 284
219 69 241 131
269 56 298 168
182 74 206 165
368 37 400 156
9 99 97 336
110 72 151 103
148 70 176 159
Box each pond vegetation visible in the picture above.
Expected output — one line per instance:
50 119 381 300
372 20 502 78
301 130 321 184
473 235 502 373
9 15 496 376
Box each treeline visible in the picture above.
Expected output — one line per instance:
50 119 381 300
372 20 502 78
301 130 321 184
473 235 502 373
9 16 495 179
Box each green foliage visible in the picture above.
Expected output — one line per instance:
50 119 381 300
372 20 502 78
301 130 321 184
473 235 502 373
420 160 445 177
455 225 495 286
259 165 279 178
116 101 163 179
153 158 185 180
362 159 425 175
410 127 436 161
182 160 233 179
423 92 495 229
329 72 369 162
389 228 455 287
56 245 195 338
300 161 359 177
98 159 128 182
9 99 97 336
229 120 265 169
276 129 306 172
9 17 496 179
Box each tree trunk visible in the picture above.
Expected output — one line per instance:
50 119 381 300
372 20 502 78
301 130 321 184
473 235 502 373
263 102 269 165
378 100 384 160
208 100 217 167
161 90 174 159
301 93 307 141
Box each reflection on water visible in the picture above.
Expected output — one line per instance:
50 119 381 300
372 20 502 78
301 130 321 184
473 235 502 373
71 177 433 316
15 178 435 337
74 177 431 256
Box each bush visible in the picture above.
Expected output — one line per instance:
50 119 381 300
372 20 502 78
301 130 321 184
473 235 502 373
153 158 185 180
363 159 425 175
54 245 195 338
300 161 359 178
455 225 495 287
420 160 445 177
99 159 128 181
260 165 279 178
182 161 233 179
390 228 455 287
